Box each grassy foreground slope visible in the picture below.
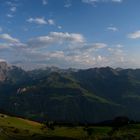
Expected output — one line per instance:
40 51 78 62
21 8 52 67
0 113 45 140
1 113 140 140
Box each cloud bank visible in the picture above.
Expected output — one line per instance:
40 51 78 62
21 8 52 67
0 32 130 70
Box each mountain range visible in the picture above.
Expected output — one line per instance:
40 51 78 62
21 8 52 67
0 62 140 123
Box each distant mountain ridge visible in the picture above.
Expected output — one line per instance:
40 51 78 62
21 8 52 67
1 62 140 123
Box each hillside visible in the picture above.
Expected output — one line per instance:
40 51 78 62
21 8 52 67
0 113 44 140
1 113 140 140
1 62 140 122
0 113 80 140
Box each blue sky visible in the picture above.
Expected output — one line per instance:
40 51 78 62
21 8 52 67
0 0 140 69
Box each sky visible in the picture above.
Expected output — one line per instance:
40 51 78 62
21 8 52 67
0 0 140 70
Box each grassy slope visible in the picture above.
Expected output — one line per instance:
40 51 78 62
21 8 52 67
0 113 43 140
1 114 140 140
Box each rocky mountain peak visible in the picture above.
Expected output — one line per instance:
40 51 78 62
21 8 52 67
0 61 9 81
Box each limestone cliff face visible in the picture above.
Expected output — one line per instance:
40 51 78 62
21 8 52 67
0 61 8 81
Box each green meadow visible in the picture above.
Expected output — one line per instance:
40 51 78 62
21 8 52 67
1 114 140 140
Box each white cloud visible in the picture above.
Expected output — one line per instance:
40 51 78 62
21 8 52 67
116 44 123 48
28 32 85 48
91 43 107 49
6 1 19 7
42 0 48 5
0 43 11 50
107 26 118 32
28 36 54 48
7 14 14 18
128 30 140 39
0 59 7 62
49 32 85 43
48 19 55 25
27 18 56 26
66 42 107 57
47 51 65 58
82 0 98 5
106 47 128 67
0 34 19 43
82 0 123 5
58 26 62 29
107 46 124 61
97 55 104 61
112 0 122 2
10 7 16 12
27 17 47 25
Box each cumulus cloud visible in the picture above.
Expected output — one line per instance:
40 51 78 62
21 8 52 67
27 17 47 25
116 44 123 48
58 26 62 29
91 43 107 49
42 0 48 5
0 34 19 43
28 32 85 48
6 1 19 19
107 26 118 32
107 45 126 65
10 7 16 12
128 30 140 39
7 14 14 18
27 17 56 26
49 32 85 43
48 19 55 25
